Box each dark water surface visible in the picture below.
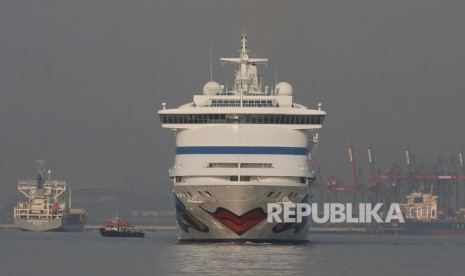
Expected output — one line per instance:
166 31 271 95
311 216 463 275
0 230 463 276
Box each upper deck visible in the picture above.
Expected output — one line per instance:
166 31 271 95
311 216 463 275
158 33 326 130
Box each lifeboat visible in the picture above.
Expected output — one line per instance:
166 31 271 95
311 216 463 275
52 202 59 214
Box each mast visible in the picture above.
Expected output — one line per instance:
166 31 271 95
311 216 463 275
220 32 267 92
209 41 213 82
36 160 46 192
69 188 72 209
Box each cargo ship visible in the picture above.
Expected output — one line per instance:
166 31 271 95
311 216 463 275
13 161 87 232
394 191 465 235
158 33 326 242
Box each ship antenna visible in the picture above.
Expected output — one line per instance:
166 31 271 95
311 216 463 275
69 187 72 209
220 33 267 92
210 41 213 82
275 62 278 94
36 160 46 176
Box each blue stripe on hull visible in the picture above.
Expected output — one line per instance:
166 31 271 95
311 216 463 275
176 146 307 155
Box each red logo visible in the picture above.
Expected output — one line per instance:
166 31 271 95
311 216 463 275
203 207 267 236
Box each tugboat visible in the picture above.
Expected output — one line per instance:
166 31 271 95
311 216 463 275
99 216 145 238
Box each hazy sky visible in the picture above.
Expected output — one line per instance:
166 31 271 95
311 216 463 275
1 1 464 207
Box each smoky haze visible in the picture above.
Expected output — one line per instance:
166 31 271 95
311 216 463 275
1 1 464 218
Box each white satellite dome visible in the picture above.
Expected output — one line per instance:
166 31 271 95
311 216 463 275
203 81 221 95
275 82 293 96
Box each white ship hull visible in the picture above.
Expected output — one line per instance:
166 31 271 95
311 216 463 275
174 183 310 242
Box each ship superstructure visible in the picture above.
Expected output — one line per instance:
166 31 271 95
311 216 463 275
13 161 87 232
401 191 438 221
158 34 326 241
394 190 465 234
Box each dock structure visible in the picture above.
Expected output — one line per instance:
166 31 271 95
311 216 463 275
314 144 465 220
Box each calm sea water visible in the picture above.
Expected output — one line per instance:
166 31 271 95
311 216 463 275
0 229 464 276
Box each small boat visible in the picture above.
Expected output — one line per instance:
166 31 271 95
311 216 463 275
99 217 145 238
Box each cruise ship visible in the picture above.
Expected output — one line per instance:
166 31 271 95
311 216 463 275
13 161 87 232
158 34 326 242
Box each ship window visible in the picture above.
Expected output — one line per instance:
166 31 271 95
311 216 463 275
230 176 238 181
250 115 258 123
289 115 295 124
285 115 291 124
272 115 278 124
240 163 273 168
302 116 308 124
212 99 276 107
240 176 250 181
293 115 299 124
262 115 269 123
159 114 325 125
414 197 422 203
207 163 238 168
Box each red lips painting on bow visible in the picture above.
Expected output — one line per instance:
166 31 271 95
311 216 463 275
202 207 267 236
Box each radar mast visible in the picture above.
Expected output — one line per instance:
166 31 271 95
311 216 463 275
220 33 267 92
